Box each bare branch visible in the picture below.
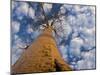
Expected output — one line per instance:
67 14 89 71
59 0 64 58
39 3 49 26
81 46 96 52
50 12 65 26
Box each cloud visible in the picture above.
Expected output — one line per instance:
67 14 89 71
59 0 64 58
27 24 34 34
80 27 95 49
58 4 96 70
81 50 95 60
69 37 83 56
76 42 95 70
59 45 67 55
11 21 20 34
12 1 18 10
77 59 95 70
60 5 95 30
43 3 52 14
15 2 29 16
28 7 35 19
70 37 84 48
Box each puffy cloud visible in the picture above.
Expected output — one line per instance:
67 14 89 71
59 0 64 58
15 2 29 16
12 21 20 34
60 4 73 12
81 50 95 60
54 4 95 70
67 15 76 26
77 60 86 69
60 5 95 30
12 1 18 10
82 27 95 36
76 47 95 70
27 24 34 34
14 36 26 48
59 45 67 55
70 37 83 48
28 7 35 19
77 14 94 28
43 3 52 14
80 27 95 49
77 58 95 70
29 30 40 41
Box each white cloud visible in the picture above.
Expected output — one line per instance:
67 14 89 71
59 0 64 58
17 2 29 16
55 6 95 70
77 58 95 70
70 48 81 56
77 60 86 69
74 5 81 12
29 7 35 19
81 27 95 37
58 45 69 62
43 3 52 14
59 5 67 14
12 1 18 10
31 30 40 39
77 14 94 28
81 50 95 61
59 45 67 55
77 49 95 70
27 24 34 34
80 27 95 49
67 15 76 25
12 21 20 33
13 35 27 49
70 37 83 48
61 4 73 11
69 37 84 56
64 5 95 30
90 6 95 15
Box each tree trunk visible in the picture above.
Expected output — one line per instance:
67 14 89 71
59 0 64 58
12 26 72 74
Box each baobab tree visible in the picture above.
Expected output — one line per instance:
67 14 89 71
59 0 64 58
11 1 96 74
11 2 72 74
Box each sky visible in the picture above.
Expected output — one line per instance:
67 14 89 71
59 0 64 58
11 1 96 70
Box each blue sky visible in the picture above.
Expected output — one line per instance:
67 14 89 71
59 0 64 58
11 1 96 70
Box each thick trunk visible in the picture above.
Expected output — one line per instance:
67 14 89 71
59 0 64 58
12 27 72 74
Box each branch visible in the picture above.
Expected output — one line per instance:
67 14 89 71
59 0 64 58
39 3 49 26
51 12 65 26
81 46 96 52
18 45 30 50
